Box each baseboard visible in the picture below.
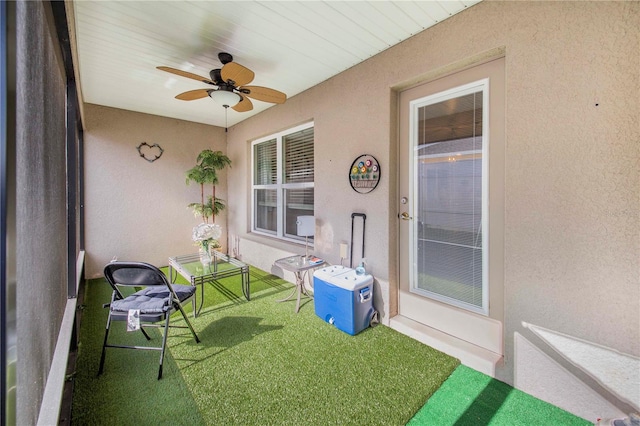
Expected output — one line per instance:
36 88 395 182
390 315 502 376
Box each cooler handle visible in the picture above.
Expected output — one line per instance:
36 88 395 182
359 287 371 303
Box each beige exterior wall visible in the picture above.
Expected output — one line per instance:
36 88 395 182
225 0 639 404
83 104 226 278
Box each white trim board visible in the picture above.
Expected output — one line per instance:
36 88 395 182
524 322 640 412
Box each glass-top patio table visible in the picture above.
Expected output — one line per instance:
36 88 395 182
274 255 325 313
168 251 250 317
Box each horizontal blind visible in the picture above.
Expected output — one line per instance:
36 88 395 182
416 90 485 310
284 128 314 183
254 139 277 185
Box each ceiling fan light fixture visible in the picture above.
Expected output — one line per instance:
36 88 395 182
209 90 241 107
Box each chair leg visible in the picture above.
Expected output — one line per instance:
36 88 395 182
98 315 112 376
158 314 171 380
175 301 200 344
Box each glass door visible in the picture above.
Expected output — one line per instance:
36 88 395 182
398 58 505 355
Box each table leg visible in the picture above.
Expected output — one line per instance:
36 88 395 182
197 280 204 317
299 270 313 297
276 272 310 313
297 271 314 312
192 296 196 318
295 275 302 313
191 278 204 319
276 284 299 303
242 266 250 301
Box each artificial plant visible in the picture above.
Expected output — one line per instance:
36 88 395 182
186 149 232 224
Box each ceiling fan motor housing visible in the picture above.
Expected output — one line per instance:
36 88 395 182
210 69 222 84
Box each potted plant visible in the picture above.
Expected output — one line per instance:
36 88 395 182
186 149 231 262
186 149 232 224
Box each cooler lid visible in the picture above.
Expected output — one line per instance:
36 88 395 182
313 265 352 281
318 269 373 291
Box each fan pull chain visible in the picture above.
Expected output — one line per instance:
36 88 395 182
224 105 229 132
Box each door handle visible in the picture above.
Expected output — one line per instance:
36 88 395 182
400 212 412 220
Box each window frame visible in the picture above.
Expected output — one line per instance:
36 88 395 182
251 121 314 244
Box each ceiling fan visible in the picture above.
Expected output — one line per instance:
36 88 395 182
157 52 287 113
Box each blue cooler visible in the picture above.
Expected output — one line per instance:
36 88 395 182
313 266 375 335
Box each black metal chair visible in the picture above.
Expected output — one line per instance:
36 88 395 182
99 261 200 379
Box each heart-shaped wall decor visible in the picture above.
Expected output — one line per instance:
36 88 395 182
137 142 164 163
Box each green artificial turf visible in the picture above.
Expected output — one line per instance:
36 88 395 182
408 364 591 426
71 266 459 425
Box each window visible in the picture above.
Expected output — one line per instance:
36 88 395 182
252 122 314 242
411 81 488 315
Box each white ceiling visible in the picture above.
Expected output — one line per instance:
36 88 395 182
70 1 481 128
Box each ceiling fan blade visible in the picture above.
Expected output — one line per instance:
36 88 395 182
156 66 215 85
221 62 255 86
241 86 287 104
175 89 211 101
232 95 253 112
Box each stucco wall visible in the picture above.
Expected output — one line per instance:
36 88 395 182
225 0 639 399
497 0 639 391
83 104 226 278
